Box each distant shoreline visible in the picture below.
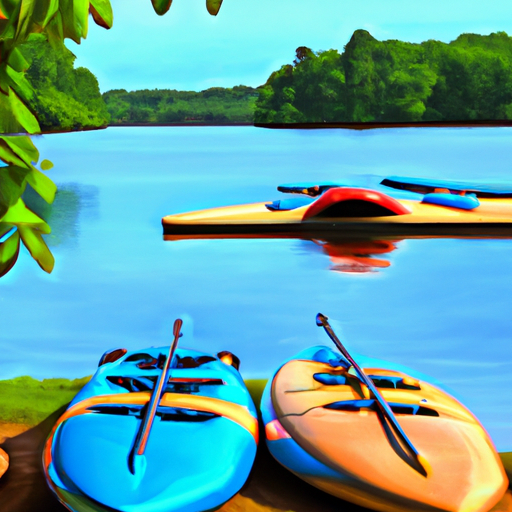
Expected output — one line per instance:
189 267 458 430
35 119 512 134
109 120 512 130
255 120 512 130
108 121 254 127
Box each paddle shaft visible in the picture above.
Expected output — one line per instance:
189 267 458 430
316 313 427 476
133 318 183 457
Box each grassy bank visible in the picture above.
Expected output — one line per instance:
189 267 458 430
0 376 265 427
0 375 510 481
0 376 90 426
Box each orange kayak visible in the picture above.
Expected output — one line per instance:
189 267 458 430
261 346 509 512
0 448 8 479
162 186 512 237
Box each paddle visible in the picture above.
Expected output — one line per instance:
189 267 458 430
129 318 183 475
315 313 430 477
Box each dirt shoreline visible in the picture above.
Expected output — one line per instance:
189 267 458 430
1 416 511 512
0 422 30 444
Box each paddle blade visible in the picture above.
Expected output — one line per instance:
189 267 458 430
129 452 147 479
316 312 328 326
417 454 432 478
173 318 183 338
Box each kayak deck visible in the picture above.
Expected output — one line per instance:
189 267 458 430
262 347 508 512
43 346 258 512
162 196 512 237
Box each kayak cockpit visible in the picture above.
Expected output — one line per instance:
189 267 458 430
86 404 219 422
324 399 440 417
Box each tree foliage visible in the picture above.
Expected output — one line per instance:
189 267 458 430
0 0 224 278
103 86 258 125
255 30 512 124
22 34 109 131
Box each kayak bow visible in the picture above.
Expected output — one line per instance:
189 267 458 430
43 323 258 512
261 318 509 512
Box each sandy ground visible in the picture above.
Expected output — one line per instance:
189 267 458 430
0 422 31 444
0 411 510 512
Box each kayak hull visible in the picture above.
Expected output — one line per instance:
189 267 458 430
43 347 259 512
164 219 512 238
162 194 512 237
0 448 8 479
261 346 508 512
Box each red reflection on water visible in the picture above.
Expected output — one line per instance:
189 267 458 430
316 239 398 274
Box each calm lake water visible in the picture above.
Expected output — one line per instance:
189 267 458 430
1 126 512 451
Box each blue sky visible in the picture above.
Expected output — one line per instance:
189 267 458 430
68 0 512 92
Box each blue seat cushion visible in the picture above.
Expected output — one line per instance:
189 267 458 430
266 196 315 211
421 193 480 210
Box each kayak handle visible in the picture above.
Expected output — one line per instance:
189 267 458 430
129 318 183 474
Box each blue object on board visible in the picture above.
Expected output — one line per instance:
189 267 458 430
277 182 345 196
421 192 480 210
265 196 315 211
381 176 512 198
44 346 258 512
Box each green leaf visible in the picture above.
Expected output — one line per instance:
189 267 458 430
0 139 27 167
6 47 29 72
1 135 39 166
0 165 30 217
18 225 54 273
151 0 173 16
0 228 20 278
40 0 59 28
26 167 56 203
15 0 37 42
5 63 34 100
206 0 223 16
89 0 113 29
8 87 41 134
0 223 14 239
45 10 63 47
0 198 51 234
40 159 53 171
59 0 89 44
0 64 10 94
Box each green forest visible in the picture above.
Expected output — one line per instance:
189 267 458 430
20 30 512 129
21 34 109 132
255 30 512 124
103 87 258 125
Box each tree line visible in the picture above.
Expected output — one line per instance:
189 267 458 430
21 29 512 130
255 30 512 123
21 35 257 129
103 86 258 125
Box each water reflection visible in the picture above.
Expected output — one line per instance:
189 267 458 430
163 232 400 273
308 238 398 274
0 183 100 279
165 232 512 275
23 183 99 248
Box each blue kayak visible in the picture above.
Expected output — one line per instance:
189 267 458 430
43 343 258 512
381 176 512 198
279 177 512 199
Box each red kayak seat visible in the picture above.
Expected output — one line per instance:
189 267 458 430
302 187 411 220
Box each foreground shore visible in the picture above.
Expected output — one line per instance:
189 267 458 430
0 379 510 512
